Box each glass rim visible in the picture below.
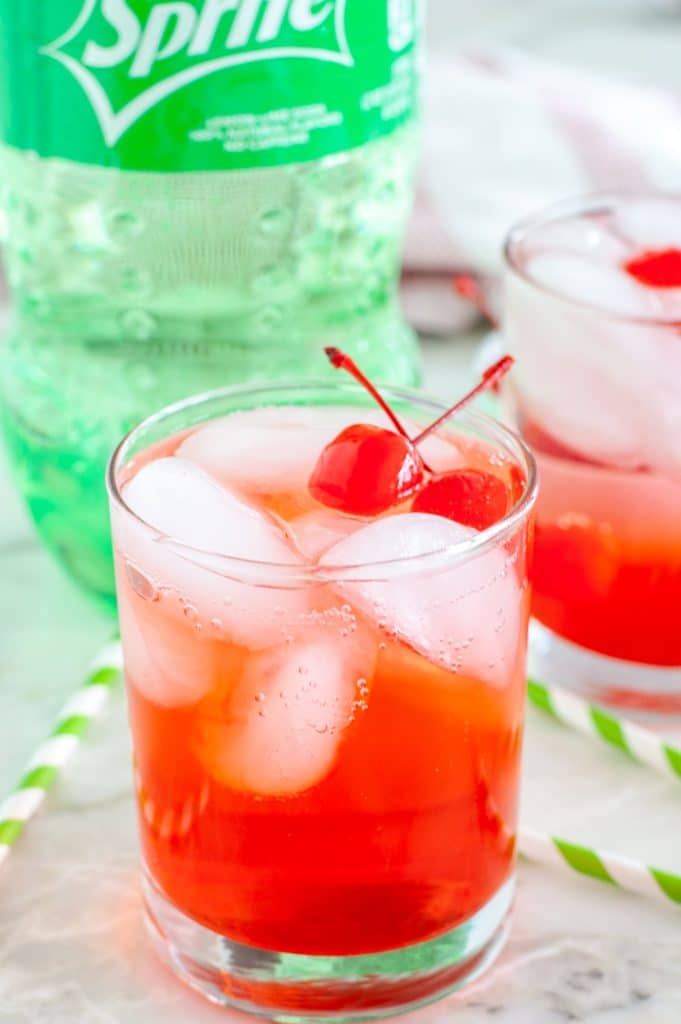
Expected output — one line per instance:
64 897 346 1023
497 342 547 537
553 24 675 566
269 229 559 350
107 378 538 583
503 189 681 326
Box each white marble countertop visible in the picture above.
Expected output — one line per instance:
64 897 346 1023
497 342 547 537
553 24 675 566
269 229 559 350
2 335 681 1024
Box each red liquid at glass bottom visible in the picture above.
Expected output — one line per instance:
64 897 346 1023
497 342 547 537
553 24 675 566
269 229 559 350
525 420 681 667
129 635 524 957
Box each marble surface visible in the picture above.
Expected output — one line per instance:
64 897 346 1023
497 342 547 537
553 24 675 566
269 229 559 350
2 334 681 1024
4 3 681 1020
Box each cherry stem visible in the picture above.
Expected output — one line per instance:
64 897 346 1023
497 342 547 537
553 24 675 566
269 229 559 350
413 356 514 445
454 274 499 329
324 347 411 439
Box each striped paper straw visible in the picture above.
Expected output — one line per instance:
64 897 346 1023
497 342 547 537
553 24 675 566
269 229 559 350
520 827 681 908
527 679 681 784
0 640 122 868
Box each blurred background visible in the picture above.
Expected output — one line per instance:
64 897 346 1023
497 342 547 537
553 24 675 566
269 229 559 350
3 6 681 1019
406 0 681 333
5 0 681 603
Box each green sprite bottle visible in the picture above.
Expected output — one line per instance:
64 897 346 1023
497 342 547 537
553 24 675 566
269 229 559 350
0 0 422 605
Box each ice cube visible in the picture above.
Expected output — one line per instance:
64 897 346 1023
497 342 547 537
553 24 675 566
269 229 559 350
122 456 299 562
613 199 681 251
137 773 210 840
505 261 681 476
114 457 312 650
290 509 365 561
532 216 627 264
178 405 465 496
117 584 218 707
412 429 467 474
199 633 373 796
320 514 521 687
527 252 665 317
179 406 384 495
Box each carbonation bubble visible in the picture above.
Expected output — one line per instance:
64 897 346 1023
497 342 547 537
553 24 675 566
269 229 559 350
109 209 143 239
121 267 150 295
121 309 156 341
125 563 159 602
125 361 157 393
254 264 286 292
258 305 284 329
259 208 291 236
24 291 51 317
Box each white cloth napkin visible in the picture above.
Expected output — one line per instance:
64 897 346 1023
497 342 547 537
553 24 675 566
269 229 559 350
404 46 681 333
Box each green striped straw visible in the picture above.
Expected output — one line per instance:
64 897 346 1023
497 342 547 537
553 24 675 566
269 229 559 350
0 640 122 868
519 827 681 908
527 679 681 784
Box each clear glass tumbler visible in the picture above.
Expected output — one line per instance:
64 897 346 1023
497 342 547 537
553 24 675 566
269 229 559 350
108 380 536 1020
505 192 681 713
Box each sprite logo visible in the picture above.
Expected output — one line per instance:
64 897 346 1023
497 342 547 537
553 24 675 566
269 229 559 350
42 0 352 147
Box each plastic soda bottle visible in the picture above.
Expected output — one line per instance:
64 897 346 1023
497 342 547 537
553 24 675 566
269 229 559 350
0 0 422 604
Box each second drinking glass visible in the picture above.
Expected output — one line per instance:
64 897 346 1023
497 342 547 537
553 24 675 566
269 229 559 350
505 193 681 712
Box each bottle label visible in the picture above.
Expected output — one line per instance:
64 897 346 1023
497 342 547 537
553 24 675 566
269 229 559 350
0 0 420 172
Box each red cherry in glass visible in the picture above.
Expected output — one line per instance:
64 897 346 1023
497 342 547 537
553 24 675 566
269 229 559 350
309 348 425 515
309 348 515 518
309 424 424 516
412 469 509 530
624 248 681 288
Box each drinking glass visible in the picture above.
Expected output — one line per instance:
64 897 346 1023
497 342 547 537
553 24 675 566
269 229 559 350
505 193 681 712
108 380 536 1019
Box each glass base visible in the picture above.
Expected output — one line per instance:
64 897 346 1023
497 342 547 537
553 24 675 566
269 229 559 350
142 874 514 1022
529 620 681 719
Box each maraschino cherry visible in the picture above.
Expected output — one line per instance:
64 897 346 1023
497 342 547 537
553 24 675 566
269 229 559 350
309 348 424 516
624 249 681 288
309 347 515 525
412 469 509 530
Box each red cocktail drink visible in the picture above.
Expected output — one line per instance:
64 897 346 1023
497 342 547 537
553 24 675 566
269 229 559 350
505 194 681 709
108 369 536 1018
